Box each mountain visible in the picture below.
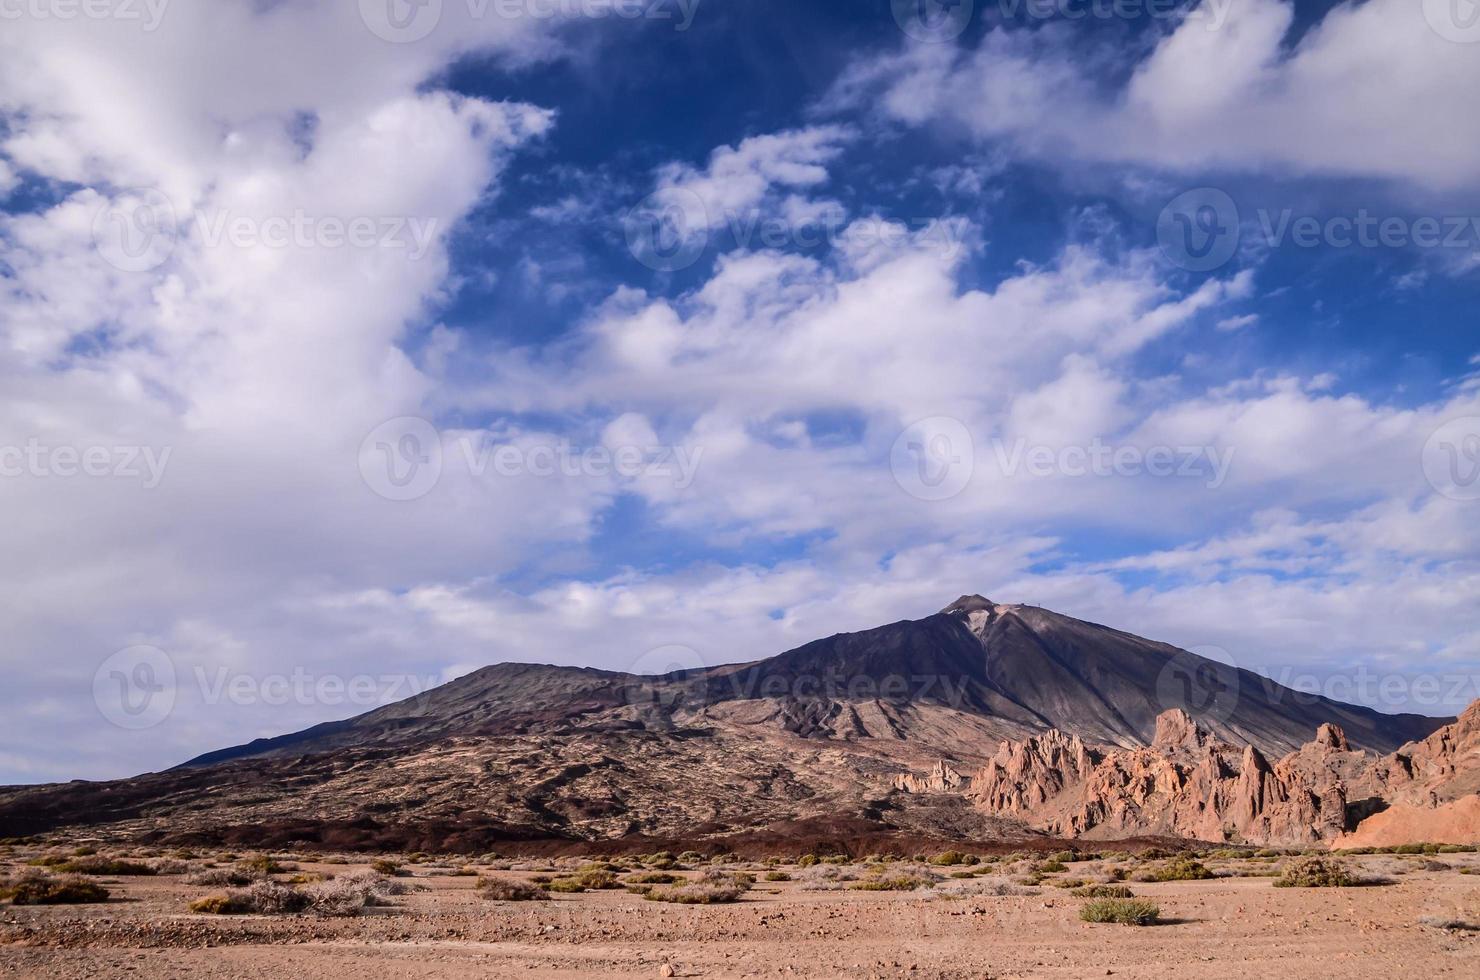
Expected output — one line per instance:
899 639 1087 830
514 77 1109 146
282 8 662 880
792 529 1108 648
0 596 1454 850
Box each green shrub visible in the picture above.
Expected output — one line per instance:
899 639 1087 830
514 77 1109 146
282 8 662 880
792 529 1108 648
1070 884 1134 899
762 871 791 882
1080 898 1160 925
848 875 928 891
1145 856 1214 882
1273 856 1357 888
1036 860 1068 874
369 859 403 876
545 877 586 893
626 872 682 885
798 854 818 867
929 851 966 866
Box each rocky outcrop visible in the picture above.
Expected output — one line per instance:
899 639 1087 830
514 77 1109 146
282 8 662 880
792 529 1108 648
892 760 971 794
895 703 1480 847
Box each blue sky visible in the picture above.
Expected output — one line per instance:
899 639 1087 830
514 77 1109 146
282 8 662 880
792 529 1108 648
2 0 1479 783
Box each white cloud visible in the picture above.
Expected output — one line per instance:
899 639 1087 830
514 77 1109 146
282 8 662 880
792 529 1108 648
841 0 1480 190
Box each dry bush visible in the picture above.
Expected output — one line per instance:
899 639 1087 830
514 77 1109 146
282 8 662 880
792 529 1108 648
848 875 929 891
1273 856 1357 888
1079 898 1160 925
476 878 548 902
188 867 264 887
189 880 309 915
304 874 400 916
2 872 110 905
53 857 156 876
1142 856 1214 882
643 881 746 904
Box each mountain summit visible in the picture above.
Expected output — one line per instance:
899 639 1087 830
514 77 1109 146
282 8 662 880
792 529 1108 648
0 596 1453 847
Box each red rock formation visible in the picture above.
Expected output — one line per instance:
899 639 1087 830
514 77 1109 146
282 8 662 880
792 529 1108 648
895 702 1480 847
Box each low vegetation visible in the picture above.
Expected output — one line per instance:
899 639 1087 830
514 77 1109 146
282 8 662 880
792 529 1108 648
475 878 548 902
1273 856 1357 888
1069 884 1134 899
1 872 110 905
1141 856 1214 882
1079 898 1161 925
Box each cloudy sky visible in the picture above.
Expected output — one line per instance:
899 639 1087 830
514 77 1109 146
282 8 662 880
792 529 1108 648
2 0 1479 784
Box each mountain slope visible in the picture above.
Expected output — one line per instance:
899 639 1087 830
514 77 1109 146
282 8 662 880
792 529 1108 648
0 595 1452 845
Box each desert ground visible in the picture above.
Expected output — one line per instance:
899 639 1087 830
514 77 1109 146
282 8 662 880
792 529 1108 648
2 841 1478 979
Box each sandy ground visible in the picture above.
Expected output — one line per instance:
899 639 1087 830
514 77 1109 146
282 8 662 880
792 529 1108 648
3 852 1479 979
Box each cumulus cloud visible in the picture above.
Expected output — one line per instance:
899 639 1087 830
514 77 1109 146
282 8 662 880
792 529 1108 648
838 0 1480 190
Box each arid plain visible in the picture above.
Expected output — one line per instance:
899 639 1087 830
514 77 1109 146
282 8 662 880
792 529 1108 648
3 842 1478 980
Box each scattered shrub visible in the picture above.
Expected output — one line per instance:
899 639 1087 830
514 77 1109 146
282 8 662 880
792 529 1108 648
370 859 403 876
188 894 235 914
929 851 966 866
643 882 746 904
1080 898 1160 925
1070 885 1134 899
54 857 156 876
238 854 293 875
762 871 791 882
1273 856 1357 888
798 854 818 867
848 875 929 891
189 867 263 887
1144 856 1214 882
1036 860 1068 874
475 878 548 902
3 872 110 905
